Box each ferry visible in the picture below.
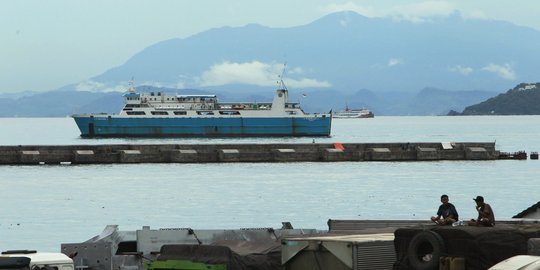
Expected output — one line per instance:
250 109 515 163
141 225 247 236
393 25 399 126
72 83 331 137
333 105 374 118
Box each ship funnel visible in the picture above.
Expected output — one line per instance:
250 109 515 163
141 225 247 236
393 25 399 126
271 89 287 112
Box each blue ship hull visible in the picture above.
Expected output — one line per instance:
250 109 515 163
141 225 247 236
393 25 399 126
73 116 332 137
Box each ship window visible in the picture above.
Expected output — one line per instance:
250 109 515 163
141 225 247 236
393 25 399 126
151 111 169 115
286 111 297 115
116 241 137 254
173 111 187 115
126 111 146 115
197 111 214 115
219 111 241 115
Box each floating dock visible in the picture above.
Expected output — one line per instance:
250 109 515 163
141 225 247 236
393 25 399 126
0 142 504 165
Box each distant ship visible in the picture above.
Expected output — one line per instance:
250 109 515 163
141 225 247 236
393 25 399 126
72 82 332 137
333 105 374 118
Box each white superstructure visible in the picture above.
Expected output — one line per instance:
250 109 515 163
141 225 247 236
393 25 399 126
333 106 374 118
120 88 311 118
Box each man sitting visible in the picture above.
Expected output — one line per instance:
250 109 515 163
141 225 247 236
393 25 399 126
468 196 495 226
431 194 459 225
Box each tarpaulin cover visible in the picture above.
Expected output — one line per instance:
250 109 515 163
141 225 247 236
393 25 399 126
0 257 31 268
157 240 282 270
394 224 540 270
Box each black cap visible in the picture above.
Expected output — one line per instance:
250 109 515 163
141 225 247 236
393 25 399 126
473 196 484 202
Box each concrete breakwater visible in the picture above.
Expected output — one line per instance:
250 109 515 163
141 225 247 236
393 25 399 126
0 142 501 165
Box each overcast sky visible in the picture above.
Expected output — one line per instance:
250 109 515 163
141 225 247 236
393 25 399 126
1 0 539 93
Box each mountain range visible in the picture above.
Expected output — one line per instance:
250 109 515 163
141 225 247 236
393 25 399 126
2 11 540 116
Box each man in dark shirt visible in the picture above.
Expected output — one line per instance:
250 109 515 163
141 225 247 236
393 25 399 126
431 194 459 225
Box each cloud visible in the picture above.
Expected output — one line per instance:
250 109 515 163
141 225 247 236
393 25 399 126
393 1 456 23
76 80 153 92
136 80 180 89
449 65 474 76
322 2 381 18
369 58 404 69
481 63 516 80
196 61 275 87
75 80 105 92
196 61 331 88
76 63 331 92
288 78 331 89
322 1 458 23
76 80 135 92
388 58 404 67
460 10 488 20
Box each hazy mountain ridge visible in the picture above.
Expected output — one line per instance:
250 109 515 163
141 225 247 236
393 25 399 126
91 11 540 94
2 10 540 116
0 91 116 117
0 85 496 117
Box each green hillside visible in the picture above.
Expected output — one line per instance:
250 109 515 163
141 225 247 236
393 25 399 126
456 83 540 115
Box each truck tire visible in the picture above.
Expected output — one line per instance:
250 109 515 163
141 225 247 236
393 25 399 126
406 230 446 270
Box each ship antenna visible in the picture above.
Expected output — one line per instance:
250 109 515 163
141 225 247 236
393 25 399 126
277 63 288 90
128 77 135 93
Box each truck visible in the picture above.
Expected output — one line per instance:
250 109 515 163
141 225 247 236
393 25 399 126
0 250 74 270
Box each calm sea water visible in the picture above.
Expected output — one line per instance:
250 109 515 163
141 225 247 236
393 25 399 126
1 116 539 251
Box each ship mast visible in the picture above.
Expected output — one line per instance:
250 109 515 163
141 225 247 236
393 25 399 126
277 63 288 90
